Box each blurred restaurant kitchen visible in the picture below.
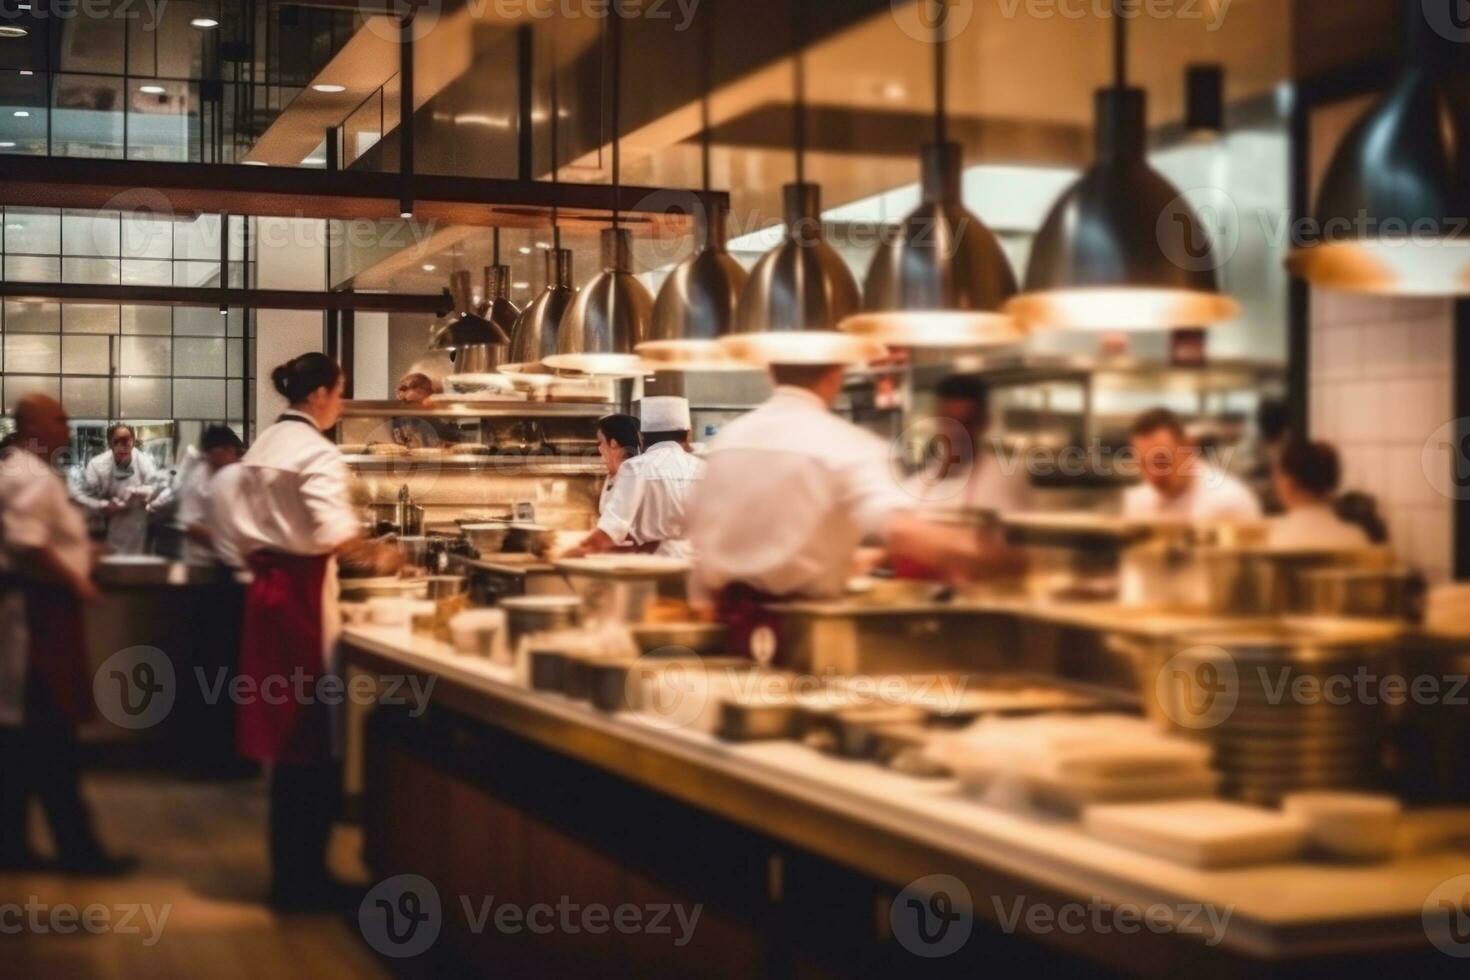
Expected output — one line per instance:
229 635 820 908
2 0 1470 976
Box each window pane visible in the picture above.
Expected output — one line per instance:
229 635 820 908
174 214 222 261
174 306 226 337
0 73 48 154
121 258 172 285
117 377 169 417
122 306 172 335
226 339 244 377
4 334 60 373
173 260 221 288
53 75 126 159
176 337 225 377
128 80 194 162
55 19 126 75
226 307 246 337
5 256 62 282
63 258 122 285
4 376 60 413
63 378 111 418
63 210 120 257
120 336 171 375
63 304 121 334
227 380 244 420
5 301 60 333
4 208 61 254
63 335 111 375
173 379 224 418
122 215 175 260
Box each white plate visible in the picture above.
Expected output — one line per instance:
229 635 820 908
1084 800 1306 868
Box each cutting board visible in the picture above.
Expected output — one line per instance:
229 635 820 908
1083 800 1307 869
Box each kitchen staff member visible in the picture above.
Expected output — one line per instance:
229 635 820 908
177 425 245 567
687 356 1019 661
227 352 399 910
1122 407 1261 522
591 413 640 518
391 371 460 448
0 395 132 875
1268 438 1370 549
904 374 1030 515
73 422 167 554
568 398 703 559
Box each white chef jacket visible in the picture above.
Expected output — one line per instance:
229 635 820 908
0 446 93 726
596 441 705 559
1121 465 1262 522
687 386 911 599
902 443 1031 516
203 463 248 570
74 448 165 554
1267 504 1370 550
224 412 359 559
176 458 235 567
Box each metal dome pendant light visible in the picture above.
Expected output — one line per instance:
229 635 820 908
731 0 860 336
1005 0 1238 331
508 24 576 369
843 0 1021 348
1286 0 1470 295
545 13 653 375
640 6 749 370
432 228 517 356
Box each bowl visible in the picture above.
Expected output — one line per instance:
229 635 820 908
449 609 506 658
368 597 436 627
461 523 510 555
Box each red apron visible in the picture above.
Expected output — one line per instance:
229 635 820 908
24 583 92 728
714 583 789 667
237 551 332 764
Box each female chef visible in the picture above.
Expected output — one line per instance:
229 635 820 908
592 413 641 519
73 422 167 554
226 352 399 909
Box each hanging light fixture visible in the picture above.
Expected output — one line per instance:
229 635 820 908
732 0 859 337
545 13 652 375
431 229 515 355
1286 1 1470 295
1005 0 1238 331
639 5 748 370
507 24 576 370
842 0 1021 348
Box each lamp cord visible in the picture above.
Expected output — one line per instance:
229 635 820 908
933 0 947 146
699 0 712 193
792 0 806 186
609 14 623 231
550 19 560 243
1112 0 1127 89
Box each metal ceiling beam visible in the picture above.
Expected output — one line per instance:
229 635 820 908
0 281 455 315
0 156 723 235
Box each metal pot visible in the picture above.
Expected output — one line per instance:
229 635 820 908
500 595 584 653
1299 567 1423 620
454 342 507 375
461 522 511 556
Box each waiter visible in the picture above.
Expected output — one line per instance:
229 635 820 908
73 422 166 554
0 395 132 874
226 352 399 909
687 355 1018 662
568 398 703 559
1122 407 1261 522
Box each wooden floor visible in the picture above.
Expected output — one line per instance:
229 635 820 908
2 772 391 979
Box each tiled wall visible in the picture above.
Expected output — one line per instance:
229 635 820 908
1308 290 1455 581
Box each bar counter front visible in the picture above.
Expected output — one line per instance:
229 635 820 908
340 613 1469 980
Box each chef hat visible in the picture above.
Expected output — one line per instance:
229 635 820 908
639 396 692 432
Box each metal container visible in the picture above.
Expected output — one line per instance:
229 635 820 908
339 576 430 601
420 575 467 600
461 522 510 556
501 596 584 654
396 535 430 568
528 646 568 693
630 622 727 657
1299 567 1422 620
507 523 557 557
718 694 802 742
1390 634 1470 803
802 704 930 757
1199 548 1380 616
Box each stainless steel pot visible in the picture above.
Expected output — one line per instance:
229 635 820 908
1299 567 1422 620
500 596 584 653
454 342 507 374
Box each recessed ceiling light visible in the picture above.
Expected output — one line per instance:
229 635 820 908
243 160 267 166
17 2 31 8
190 17 218 28
399 210 413 219
140 84 166 95
302 156 325 166
13 110 29 118
311 83 346 94
536 241 551 249
0 26 28 38
18 70 32 76
877 81 907 102
512 281 530 289
0 142 14 149
517 246 531 254
421 263 436 272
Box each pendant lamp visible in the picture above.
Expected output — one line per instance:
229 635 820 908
507 24 576 370
430 264 512 352
1286 0 1470 295
545 14 653 375
1005 0 1238 331
640 6 748 370
843 0 1021 348
732 0 860 336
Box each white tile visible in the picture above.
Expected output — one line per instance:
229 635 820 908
1386 378 1450 444
1387 444 1440 507
1323 325 1364 381
1404 317 1453 377
1411 506 1454 577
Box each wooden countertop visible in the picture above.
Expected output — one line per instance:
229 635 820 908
341 625 1467 968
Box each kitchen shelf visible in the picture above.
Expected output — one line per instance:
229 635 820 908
342 454 605 474
339 399 612 419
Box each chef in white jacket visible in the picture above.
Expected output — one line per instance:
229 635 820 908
687 353 1020 662
1121 408 1262 522
567 397 703 559
73 423 167 554
1267 439 1371 549
175 426 246 567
